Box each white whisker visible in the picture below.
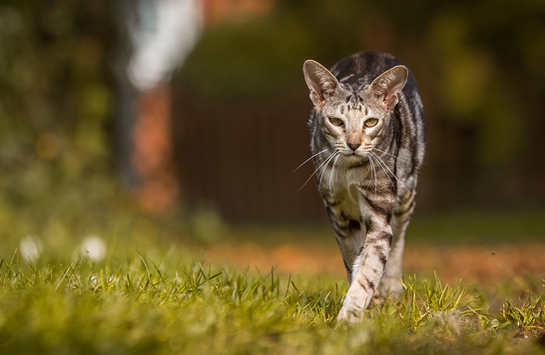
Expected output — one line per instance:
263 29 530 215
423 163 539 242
371 151 411 194
371 153 400 183
367 154 378 196
318 152 338 189
372 148 409 163
292 149 328 173
328 154 340 192
370 152 397 191
299 151 336 191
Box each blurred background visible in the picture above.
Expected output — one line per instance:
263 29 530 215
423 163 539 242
1 0 544 280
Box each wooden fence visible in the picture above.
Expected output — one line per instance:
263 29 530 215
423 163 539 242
172 90 328 222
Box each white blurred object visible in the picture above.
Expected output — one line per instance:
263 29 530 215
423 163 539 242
126 0 203 91
20 235 43 262
81 235 107 262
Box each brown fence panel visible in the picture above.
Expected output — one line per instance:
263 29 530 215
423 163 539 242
172 90 328 222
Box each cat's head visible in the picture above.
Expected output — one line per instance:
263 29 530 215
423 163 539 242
303 60 407 160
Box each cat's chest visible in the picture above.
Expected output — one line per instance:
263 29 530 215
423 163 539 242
323 164 369 203
318 165 366 221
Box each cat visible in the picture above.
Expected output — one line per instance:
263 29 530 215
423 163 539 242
302 50 426 323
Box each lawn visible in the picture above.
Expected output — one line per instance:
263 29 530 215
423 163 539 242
1 229 544 355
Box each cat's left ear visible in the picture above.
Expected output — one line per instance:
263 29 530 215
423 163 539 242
303 60 340 109
369 65 408 110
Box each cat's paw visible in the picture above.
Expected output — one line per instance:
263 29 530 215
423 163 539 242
336 307 363 324
378 277 403 300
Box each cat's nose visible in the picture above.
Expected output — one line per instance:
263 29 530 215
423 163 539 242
347 142 361 151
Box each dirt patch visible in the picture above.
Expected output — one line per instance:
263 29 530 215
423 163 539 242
205 242 545 286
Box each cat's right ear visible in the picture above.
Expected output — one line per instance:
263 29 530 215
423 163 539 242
303 60 340 109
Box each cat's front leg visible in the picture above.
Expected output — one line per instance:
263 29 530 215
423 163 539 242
337 224 392 323
337 193 394 323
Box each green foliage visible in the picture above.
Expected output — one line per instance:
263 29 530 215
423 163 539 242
394 274 476 331
495 294 545 336
0 0 120 236
1 245 545 354
179 16 316 99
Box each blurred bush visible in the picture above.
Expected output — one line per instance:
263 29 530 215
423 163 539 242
0 1 122 241
179 17 315 99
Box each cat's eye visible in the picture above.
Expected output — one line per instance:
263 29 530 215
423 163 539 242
329 117 344 126
364 118 379 127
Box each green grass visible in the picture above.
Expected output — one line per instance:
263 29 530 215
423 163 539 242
1 245 544 355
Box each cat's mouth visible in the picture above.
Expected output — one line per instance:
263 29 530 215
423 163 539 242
341 151 366 159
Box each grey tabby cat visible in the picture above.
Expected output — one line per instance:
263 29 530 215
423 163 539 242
302 50 426 323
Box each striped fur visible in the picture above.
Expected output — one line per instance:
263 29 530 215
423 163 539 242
303 51 426 323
